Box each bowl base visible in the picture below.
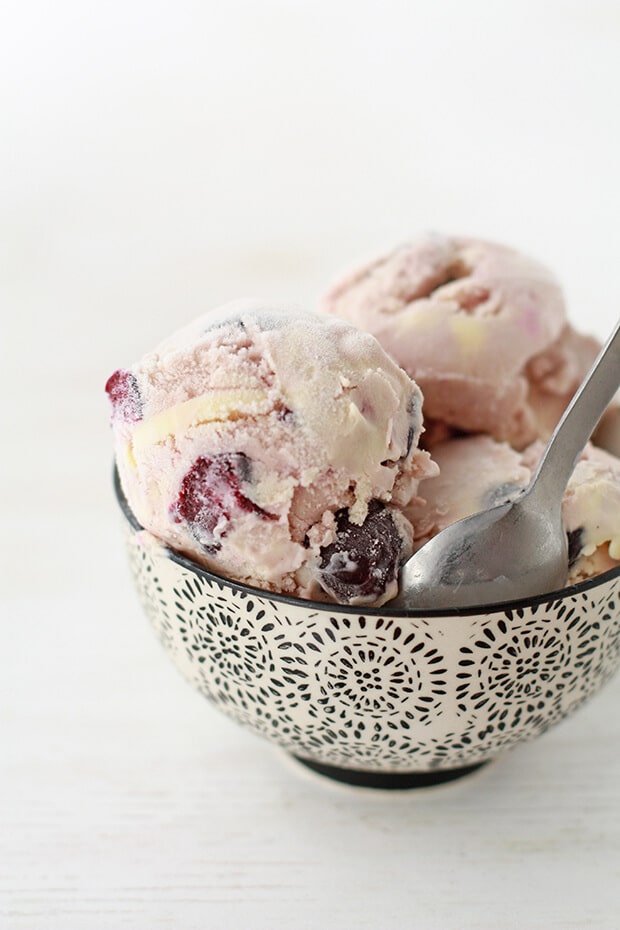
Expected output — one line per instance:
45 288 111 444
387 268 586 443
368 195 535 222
292 755 488 789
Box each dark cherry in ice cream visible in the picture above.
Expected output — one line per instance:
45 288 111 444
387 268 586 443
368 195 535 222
317 500 404 603
172 453 277 552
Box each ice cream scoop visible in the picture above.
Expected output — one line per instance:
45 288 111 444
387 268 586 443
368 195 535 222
395 316 620 609
321 234 600 449
106 301 437 606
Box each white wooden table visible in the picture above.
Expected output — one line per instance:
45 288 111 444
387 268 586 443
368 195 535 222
3 1 620 926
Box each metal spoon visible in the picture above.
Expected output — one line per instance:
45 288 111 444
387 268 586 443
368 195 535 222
395 317 620 610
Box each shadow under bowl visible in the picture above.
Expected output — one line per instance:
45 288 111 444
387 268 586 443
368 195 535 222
115 470 620 789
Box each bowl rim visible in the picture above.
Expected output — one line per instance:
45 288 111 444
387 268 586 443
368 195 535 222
114 467 620 618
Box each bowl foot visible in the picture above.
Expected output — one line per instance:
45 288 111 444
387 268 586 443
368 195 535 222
292 755 488 789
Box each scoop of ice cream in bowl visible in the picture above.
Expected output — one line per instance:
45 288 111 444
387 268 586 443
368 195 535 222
108 247 620 788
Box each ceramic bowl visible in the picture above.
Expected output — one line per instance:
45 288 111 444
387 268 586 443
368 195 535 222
115 471 620 788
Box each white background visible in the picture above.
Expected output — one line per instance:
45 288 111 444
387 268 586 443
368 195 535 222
2 1 620 927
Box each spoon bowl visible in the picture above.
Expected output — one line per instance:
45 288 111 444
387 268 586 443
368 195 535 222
393 492 568 610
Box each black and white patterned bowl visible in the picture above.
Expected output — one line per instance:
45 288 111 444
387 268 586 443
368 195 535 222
115 472 620 789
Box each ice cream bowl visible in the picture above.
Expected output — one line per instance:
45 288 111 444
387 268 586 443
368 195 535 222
115 470 620 789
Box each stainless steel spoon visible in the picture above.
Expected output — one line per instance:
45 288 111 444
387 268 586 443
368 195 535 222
395 317 620 610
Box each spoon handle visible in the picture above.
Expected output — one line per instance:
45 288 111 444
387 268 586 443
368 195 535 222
529 317 620 505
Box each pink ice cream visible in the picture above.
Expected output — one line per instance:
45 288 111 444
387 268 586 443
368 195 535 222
406 435 532 549
524 441 620 583
320 234 600 449
408 435 620 585
107 301 436 606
